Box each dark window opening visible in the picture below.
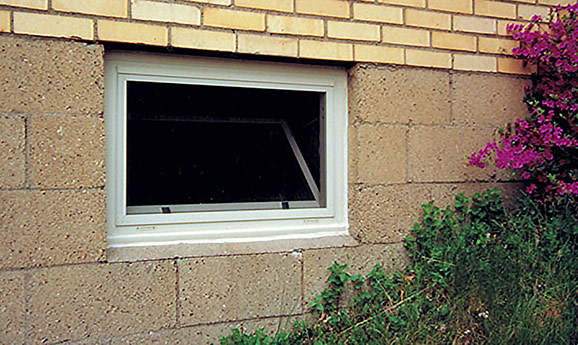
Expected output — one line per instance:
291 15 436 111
126 81 324 213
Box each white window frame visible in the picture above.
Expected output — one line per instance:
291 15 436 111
105 52 348 248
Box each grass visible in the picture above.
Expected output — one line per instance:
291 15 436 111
219 189 578 345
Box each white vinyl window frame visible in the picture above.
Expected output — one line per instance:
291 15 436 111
105 52 348 248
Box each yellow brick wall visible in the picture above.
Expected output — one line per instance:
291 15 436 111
0 0 568 72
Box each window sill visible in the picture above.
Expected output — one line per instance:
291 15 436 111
106 234 359 263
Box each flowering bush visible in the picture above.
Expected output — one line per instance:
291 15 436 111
469 3 578 201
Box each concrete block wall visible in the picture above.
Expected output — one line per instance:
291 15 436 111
0 0 547 342
0 0 574 73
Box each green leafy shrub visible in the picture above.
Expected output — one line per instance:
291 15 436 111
219 189 578 345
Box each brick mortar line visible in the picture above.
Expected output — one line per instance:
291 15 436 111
174 259 181 327
351 180 519 192
354 120 508 129
23 114 31 189
0 186 105 193
0 112 104 117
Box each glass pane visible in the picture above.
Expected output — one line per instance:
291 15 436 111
126 81 323 208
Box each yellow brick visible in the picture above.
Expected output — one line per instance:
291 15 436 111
0 0 46 10
236 0 293 13
405 9 451 30
378 0 425 7
0 11 9 32
238 34 298 57
428 0 472 14
295 0 349 18
132 1 200 25
14 12 93 39
353 3 403 24
204 8 265 31
53 0 127 18
453 54 497 72
539 0 575 5
509 0 533 3
453 15 496 34
327 21 380 42
354 44 404 64
267 15 324 37
405 49 451 68
498 57 535 75
479 37 518 55
299 40 353 61
382 26 429 47
497 20 518 36
182 0 230 4
475 0 516 19
171 27 235 52
98 20 167 46
432 32 476 52
517 5 550 21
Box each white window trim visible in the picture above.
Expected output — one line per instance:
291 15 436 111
104 52 348 248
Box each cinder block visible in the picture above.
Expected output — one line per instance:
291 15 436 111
327 21 380 42
479 37 518 55
0 116 25 189
110 315 306 345
405 9 451 30
267 15 324 37
299 40 353 61
53 0 127 18
0 0 46 10
452 72 530 126
302 244 408 304
428 0 472 14
378 0 425 7
28 115 105 189
497 57 536 75
405 49 452 69
0 10 9 32
348 182 519 243
354 44 404 64
348 124 358 184
357 124 407 184
353 3 403 24
295 0 349 18
204 7 265 31
382 26 429 47
432 31 476 52
409 126 498 182
13 12 93 40
517 5 550 21
454 15 496 34
236 0 293 12
178 253 302 325
98 20 168 46
0 189 105 270
0 35 103 115
27 261 177 344
475 0 516 19
348 65 451 125
453 54 497 72
171 27 235 52
132 0 200 25
0 271 26 345
238 34 298 57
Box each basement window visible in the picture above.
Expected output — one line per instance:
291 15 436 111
105 53 348 247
